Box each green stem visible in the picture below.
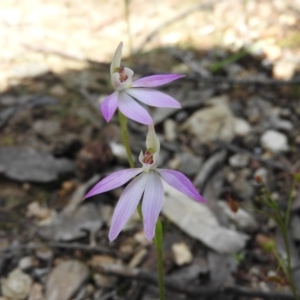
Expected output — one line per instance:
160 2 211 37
280 224 299 299
154 219 165 300
118 110 165 299
285 183 294 230
118 110 135 168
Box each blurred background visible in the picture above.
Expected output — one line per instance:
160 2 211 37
0 0 300 299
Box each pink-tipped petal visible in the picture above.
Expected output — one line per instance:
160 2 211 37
109 173 148 241
84 168 142 199
118 92 153 125
100 92 119 122
132 74 185 88
142 171 164 241
126 88 181 108
158 169 205 203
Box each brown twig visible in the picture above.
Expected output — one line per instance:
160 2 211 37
0 241 113 255
99 263 294 299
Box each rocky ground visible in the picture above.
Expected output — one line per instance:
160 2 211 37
0 0 300 299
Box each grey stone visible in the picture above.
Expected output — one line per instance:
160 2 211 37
33 120 61 137
181 96 235 145
260 130 289 153
45 260 88 300
229 154 249 168
177 152 203 176
162 183 248 254
38 203 102 241
0 147 75 182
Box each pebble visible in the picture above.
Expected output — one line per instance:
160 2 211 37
233 118 251 136
45 260 88 300
172 242 193 266
93 273 116 289
164 119 177 142
260 130 289 153
181 96 235 145
28 283 44 300
273 59 296 80
263 44 282 61
33 120 61 137
18 256 34 270
109 141 128 163
229 154 249 168
232 170 254 200
218 201 258 232
172 152 203 177
2 269 32 300
254 168 268 184
128 248 148 268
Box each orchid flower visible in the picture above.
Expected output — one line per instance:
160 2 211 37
85 125 205 241
101 42 184 125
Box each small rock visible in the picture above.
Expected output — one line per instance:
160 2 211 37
254 168 268 184
49 84 66 97
273 59 296 80
170 258 208 283
34 246 53 261
33 120 61 137
2 269 32 300
232 169 254 200
38 203 102 241
109 141 128 163
181 96 235 145
233 118 251 136
93 273 117 289
0 147 75 182
229 154 249 168
172 152 203 177
18 256 34 270
88 255 117 268
263 45 282 61
129 248 148 268
260 130 289 153
172 242 193 266
164 119 177 142
28 283 44 300
45 260 88 300
162 183 248 254
26 202 54 221
218 201 258 232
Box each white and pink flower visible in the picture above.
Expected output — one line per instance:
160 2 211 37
85 125 205 241
101 42 184 125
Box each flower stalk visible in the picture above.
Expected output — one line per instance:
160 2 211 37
85 42 204 300
118 110 134 168
154 219 165 300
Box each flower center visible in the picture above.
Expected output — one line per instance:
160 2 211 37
142 150 154 164
118 68 128 83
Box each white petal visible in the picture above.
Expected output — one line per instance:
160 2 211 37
118 92 153 125
142 171 164 240
146 124 160 153
109 173 148 241
110 42 123 75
